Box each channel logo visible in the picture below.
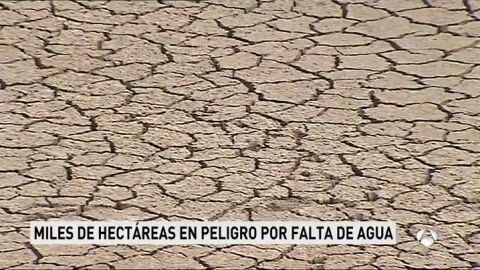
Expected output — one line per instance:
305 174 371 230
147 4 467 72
416 226 438 247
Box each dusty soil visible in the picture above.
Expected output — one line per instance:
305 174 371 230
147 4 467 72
0 0 479 269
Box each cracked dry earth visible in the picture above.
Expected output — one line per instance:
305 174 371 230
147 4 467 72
0 0 479 269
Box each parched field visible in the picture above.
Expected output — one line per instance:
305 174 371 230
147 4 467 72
0 0 479 269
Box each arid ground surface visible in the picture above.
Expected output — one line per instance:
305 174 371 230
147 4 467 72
1 0 479 269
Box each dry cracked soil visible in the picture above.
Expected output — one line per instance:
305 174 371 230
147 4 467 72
0 0 480 269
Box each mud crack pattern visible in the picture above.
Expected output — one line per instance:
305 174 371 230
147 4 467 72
0 0 479 269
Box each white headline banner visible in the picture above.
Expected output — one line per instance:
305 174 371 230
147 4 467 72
30 221 396 245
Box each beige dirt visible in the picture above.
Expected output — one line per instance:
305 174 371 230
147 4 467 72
0 0 479 269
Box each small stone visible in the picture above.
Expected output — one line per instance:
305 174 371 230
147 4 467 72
311 256 326 264
366 191 378 201
246 139 261 151
300 171 311 177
